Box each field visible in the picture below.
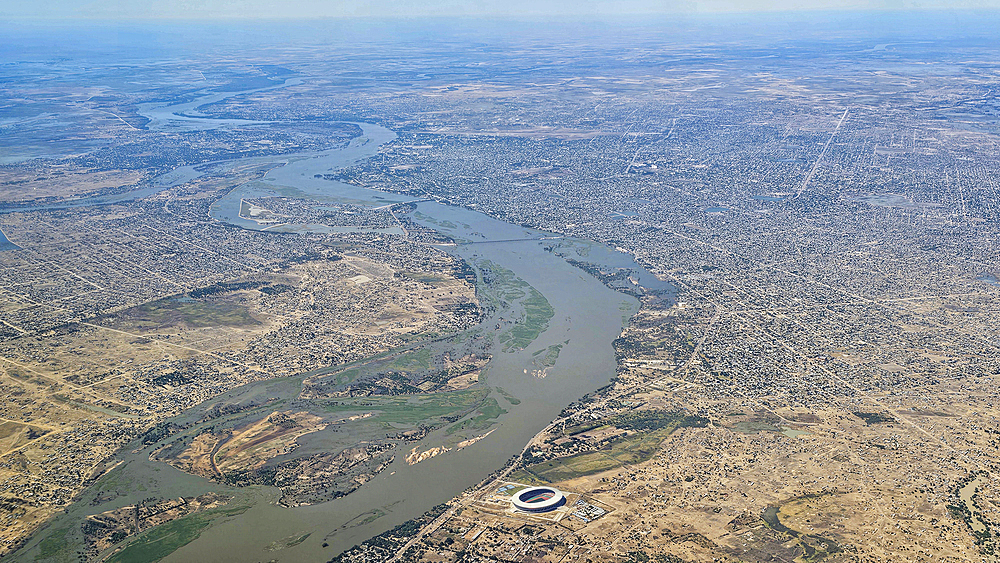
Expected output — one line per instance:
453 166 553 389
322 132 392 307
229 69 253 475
105 515 209 563
35 527 72 563
119 296 260 329
323 387 492 426
513 412 707 483
389 348 432 372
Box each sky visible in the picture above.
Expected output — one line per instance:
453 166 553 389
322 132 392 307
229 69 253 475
4 0 1000 20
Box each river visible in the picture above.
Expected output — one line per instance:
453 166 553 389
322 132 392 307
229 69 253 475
12 83 672 562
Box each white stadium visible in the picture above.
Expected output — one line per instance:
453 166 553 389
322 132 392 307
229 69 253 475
511 486 566 513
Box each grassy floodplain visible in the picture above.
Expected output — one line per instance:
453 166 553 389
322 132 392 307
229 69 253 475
514 412 708 483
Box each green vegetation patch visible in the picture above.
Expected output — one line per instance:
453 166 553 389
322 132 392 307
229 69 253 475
499 287 555 352
532 341 566 369
495 484 528 497
446 397 507 434
517 451 621 483
35 527 72 562
106 515 209 563
478 261 524 305
323 388 490 426
96 502 249 563
496 387 521 405
333 367 362 386
732 420 782 434
390 348 432 372
852 411 896 425
308 346 404 379
124 296 258 329
411 212 456 230
563 420 602 436
761 504 842 562
342 509 387 529
519 412 708 483
949 471 996 549
93 465 135 493
265 532 311 551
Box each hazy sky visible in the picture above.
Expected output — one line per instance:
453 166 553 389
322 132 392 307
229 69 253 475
4 0 1000 20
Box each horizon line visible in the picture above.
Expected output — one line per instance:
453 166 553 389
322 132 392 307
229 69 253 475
5 6 1000 23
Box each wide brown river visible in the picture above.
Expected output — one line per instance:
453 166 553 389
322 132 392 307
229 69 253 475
13 87 671 562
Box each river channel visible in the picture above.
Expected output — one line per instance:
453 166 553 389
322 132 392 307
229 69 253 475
14 84 672 562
